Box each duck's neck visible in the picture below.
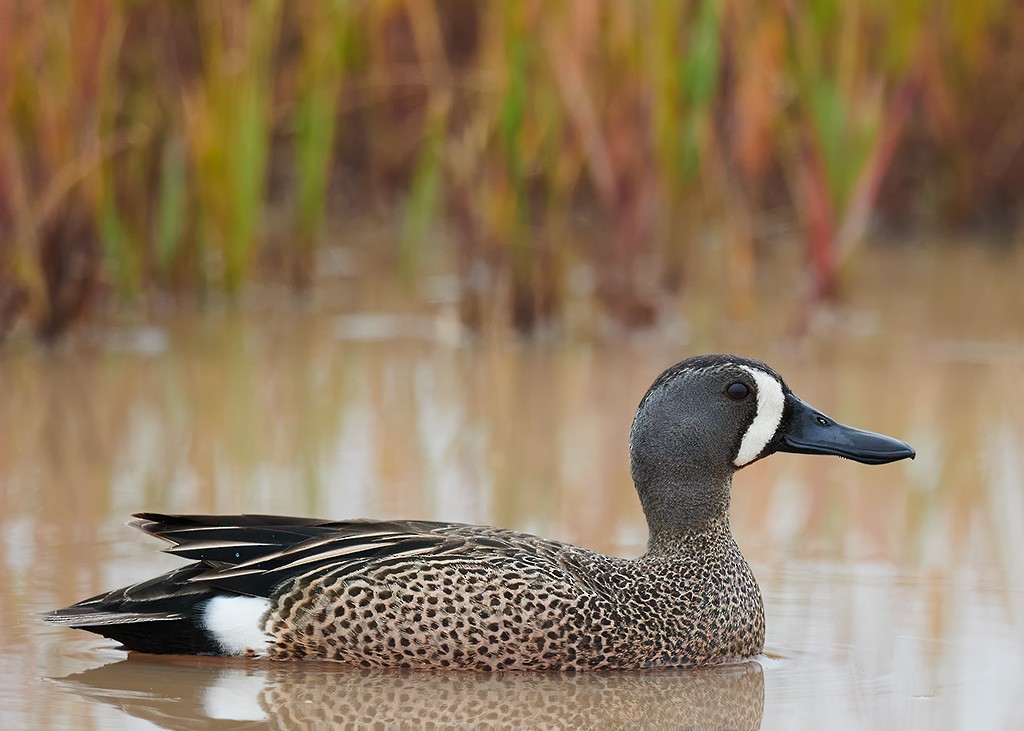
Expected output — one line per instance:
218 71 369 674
637 473 733 553
644 509 733 557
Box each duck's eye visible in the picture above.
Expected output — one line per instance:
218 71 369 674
726 382 751 401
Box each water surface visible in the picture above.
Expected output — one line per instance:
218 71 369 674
2 243 1023 729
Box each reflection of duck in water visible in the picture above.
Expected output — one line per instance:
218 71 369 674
55 656 766 731
45 356 914 670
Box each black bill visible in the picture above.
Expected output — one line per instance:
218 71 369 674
776 394 916 465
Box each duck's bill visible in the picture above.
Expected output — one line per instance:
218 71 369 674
776 394 916 465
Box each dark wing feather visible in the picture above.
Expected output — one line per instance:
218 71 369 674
41 564 224 654
127 513 482 597
43 564 208 626
191 533 471 597
131 513 456 566
43 513 569 656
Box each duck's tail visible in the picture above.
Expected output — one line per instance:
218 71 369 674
42 564 227 655
40 512 331 655
42 511 447 656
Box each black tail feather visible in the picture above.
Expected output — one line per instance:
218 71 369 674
42 565 224 655
71 618 223 655
45 512 463 655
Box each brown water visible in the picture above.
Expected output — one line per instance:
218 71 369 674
2 243 1024 730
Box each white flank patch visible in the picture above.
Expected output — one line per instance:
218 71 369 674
733 365 785 466
202 595 271 656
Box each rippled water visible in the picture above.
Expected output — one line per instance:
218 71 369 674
2 244 1023 729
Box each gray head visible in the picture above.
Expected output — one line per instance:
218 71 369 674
629 354 915 539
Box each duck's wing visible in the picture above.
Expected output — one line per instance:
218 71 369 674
43 513 573 640
40 514 467 648
139 512 604 600
179 522 499 598
130 512 459 568
43 513 602 658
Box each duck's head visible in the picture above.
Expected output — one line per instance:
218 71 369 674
629 354 915 533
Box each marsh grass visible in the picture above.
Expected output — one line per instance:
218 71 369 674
0 0 1015 340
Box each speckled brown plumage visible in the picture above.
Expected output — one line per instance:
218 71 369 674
258 514 763 670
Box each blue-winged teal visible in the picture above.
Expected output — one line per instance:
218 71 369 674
45 355 915 670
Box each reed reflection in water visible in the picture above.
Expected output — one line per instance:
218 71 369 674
1 244 1023 729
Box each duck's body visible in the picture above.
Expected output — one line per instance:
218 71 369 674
46 355 913 669
55 512 762 670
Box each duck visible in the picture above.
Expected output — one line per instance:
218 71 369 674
44 354 915 670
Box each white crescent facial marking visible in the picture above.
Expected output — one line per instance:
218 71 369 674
733 365 785 467
203 595 271 656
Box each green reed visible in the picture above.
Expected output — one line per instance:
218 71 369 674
0 0 1011 340
292 2 349 286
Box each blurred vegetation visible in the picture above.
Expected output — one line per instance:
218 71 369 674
0 0 1018 340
